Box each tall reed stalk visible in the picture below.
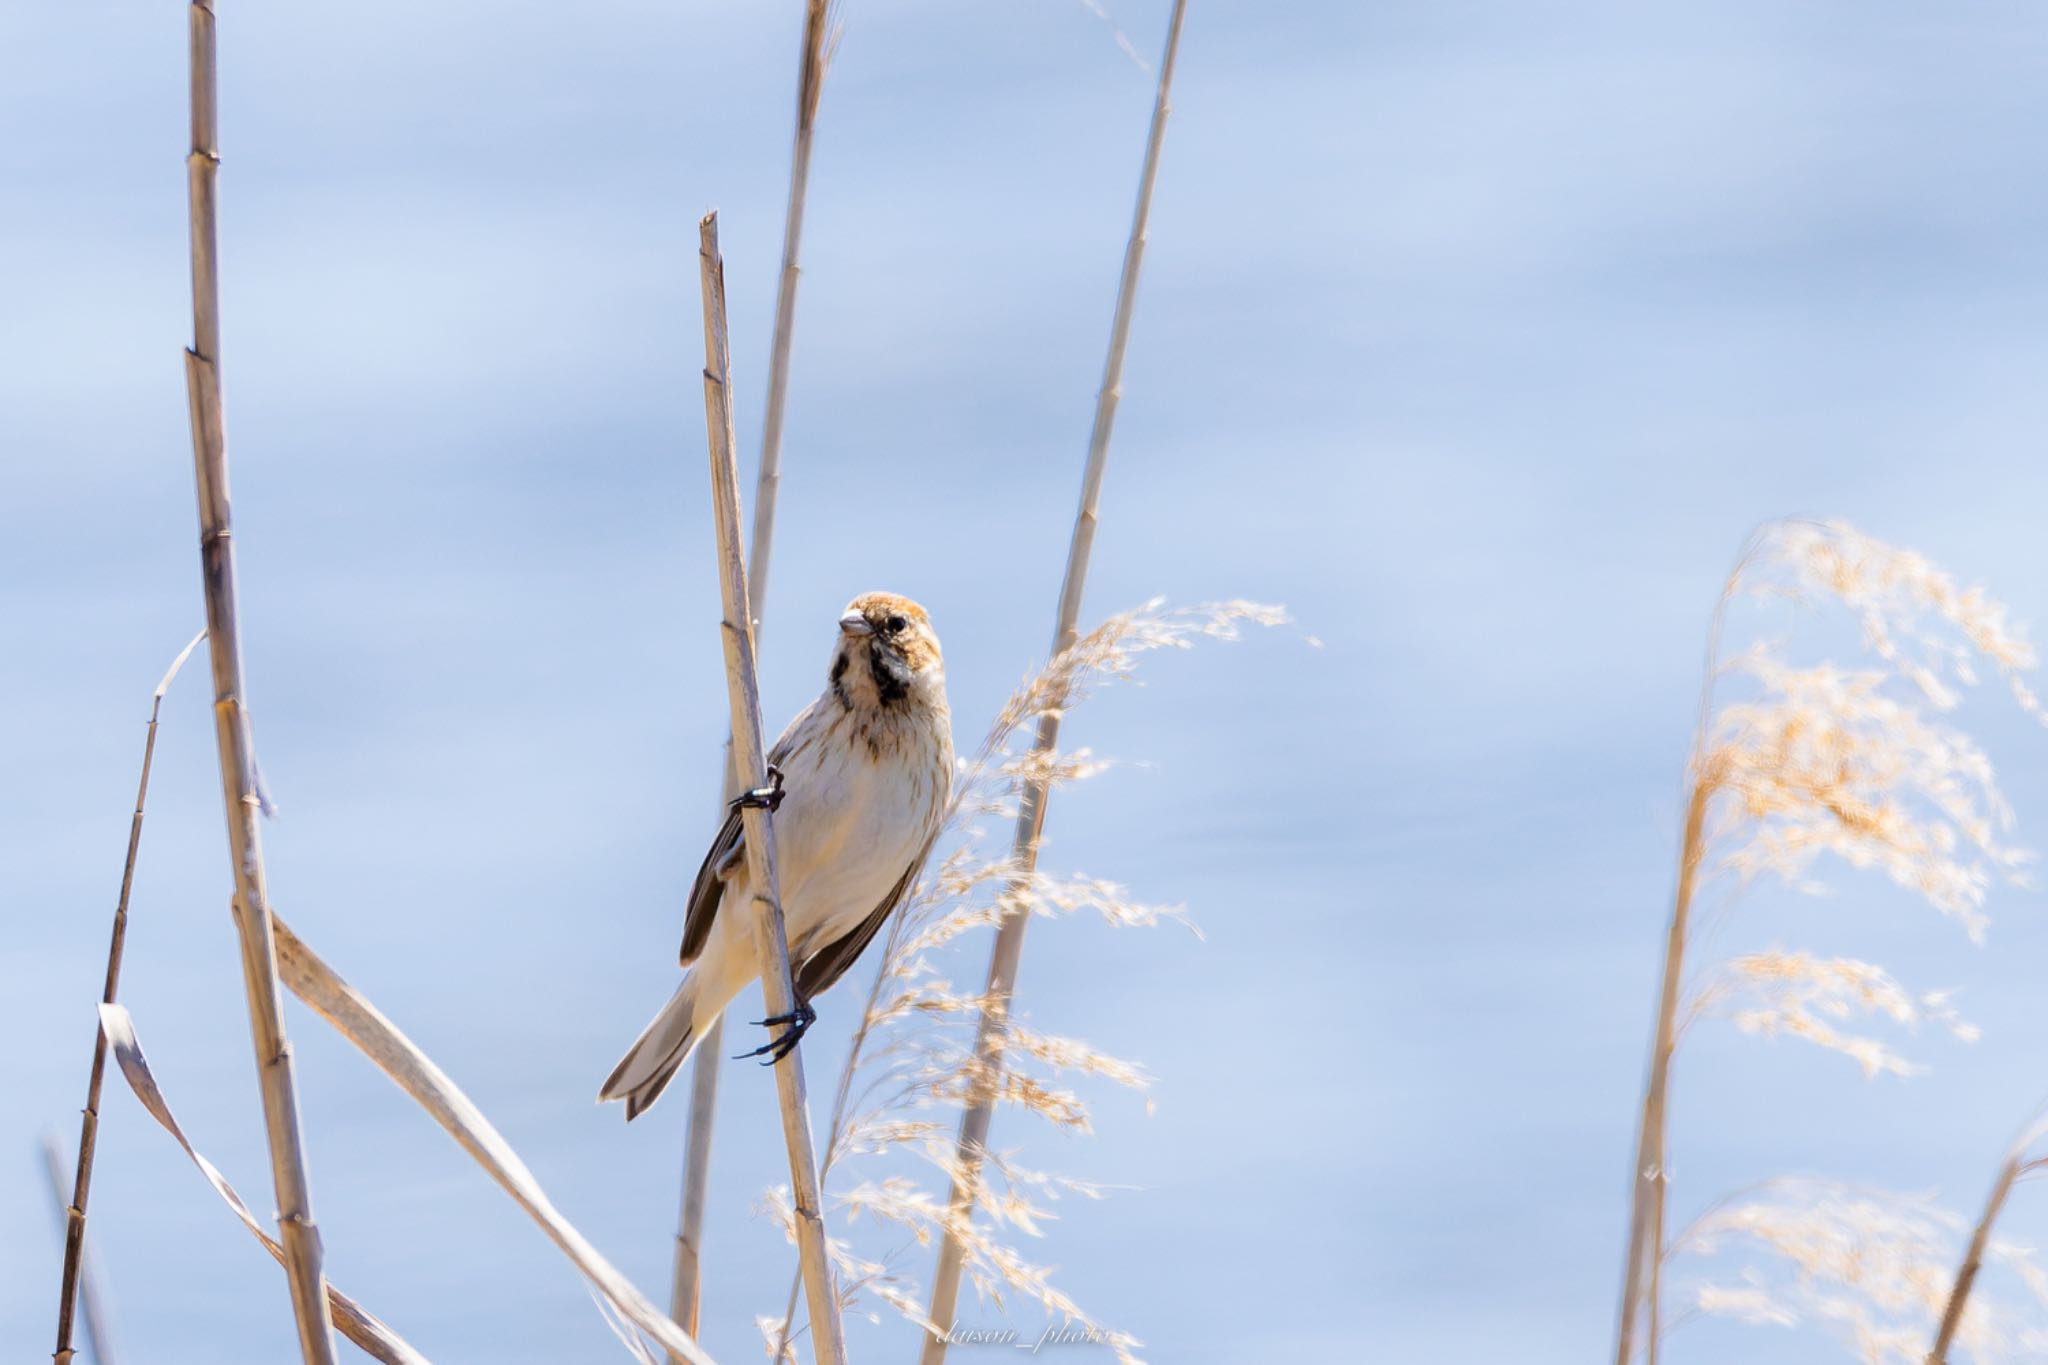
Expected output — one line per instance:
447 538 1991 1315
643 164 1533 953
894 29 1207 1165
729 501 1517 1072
695 211 846 1365
918 2 1188 1354
181 3 337 1358
673 3 835 1339
53 632 202 1364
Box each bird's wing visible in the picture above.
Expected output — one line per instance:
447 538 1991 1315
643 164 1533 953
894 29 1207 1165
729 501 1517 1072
794 838 931 1000
679 706 819 966
678 804 744 965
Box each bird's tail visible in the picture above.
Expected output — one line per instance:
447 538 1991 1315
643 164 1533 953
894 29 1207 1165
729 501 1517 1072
600 975 710 1121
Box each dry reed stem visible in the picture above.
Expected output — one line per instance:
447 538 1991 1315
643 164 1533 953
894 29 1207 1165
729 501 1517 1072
95 1004 427 1364
672 3 837 1339
44 1134 119 1365
919 2 1188 1353
53 631 201 1364
179 3 336 1357
696 211 846 1365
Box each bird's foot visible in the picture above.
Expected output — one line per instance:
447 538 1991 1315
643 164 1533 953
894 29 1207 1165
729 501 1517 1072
730 765 786 814
736 997 816 1065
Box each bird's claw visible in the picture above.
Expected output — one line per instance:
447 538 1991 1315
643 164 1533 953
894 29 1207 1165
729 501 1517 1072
735 998 816 1065
730 765 786 814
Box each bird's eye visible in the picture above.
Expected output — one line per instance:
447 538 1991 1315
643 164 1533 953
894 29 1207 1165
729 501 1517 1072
885 614 909 635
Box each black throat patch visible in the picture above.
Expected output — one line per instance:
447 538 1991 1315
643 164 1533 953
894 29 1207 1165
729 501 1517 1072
830 651 852 710
867 643 910 705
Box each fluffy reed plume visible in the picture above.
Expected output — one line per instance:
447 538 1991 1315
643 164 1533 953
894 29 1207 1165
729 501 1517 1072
179 1 336 1356
761 600 1284 1363
1672 1180 2048 1363
53 631 201 1364
1614 519 2039 1365
1693 949 1978 1080
675 1 840 1337
920 2 1191 1351
1706 650 2028 939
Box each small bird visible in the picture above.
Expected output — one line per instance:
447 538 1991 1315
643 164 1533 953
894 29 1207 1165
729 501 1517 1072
600 592 954 1119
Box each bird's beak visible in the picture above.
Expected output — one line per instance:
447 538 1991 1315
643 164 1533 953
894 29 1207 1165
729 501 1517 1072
839 611 874 637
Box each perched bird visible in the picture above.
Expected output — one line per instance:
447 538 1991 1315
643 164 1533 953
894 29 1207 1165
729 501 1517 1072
600 592 954 1119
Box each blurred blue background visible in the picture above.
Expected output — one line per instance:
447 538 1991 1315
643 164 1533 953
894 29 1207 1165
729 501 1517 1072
11 2 2048 1361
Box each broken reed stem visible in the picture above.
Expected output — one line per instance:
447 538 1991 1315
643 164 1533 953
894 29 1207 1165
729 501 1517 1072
181 4 337 1360
672 3 834 1342
1929 1167 2019 1363
918 2 1189 1355
45 1133 120 1365
53 632 202 1365
1928 1122 2048 1363
696 212 847 1365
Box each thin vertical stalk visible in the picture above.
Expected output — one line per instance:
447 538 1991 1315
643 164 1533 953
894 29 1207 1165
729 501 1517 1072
1613 777 1708 1365
53 632 202 1364
1612 552 1755 1365
182 4 337 1360
750 0 829 575
670 1027 718 1343
672 4 834 1341
45 1134 120 1365
918 3 1188 1356
695 212 847 1365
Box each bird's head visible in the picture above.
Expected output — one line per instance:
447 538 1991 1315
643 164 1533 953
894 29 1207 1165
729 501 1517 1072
829 592 945 711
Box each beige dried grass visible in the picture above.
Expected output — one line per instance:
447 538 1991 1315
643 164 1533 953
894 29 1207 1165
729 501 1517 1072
1614 519 2040 1365
1692 949 1978 1080
1673 1178 2048 1364
762 600 1281 1362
